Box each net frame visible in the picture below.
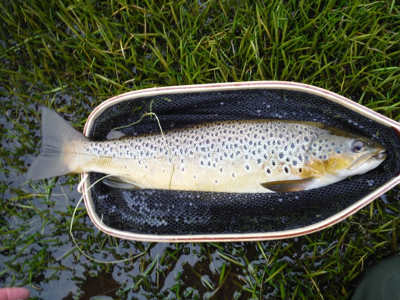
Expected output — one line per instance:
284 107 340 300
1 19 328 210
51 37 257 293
77 81 400 242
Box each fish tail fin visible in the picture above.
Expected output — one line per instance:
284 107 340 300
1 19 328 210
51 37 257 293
26 106 88 181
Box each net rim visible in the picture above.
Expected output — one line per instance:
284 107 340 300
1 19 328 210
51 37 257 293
78 81 400 242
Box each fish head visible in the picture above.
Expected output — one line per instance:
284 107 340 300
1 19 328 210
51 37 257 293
317 131 386 179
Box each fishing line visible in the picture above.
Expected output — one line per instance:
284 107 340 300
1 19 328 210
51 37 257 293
109 99 176 189
69 174 148 264
70 102 169 263
110 97 170 132
70 97 174 259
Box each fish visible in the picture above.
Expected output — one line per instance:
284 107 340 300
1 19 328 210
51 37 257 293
26 107 387 193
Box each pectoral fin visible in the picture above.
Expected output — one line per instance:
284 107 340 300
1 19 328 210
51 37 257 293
102 176 142 190
260 177 315 192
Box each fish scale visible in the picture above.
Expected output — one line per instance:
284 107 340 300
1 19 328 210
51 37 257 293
27 107 386 193
78 120 354 192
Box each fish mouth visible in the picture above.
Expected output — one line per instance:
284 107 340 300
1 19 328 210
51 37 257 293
372 149 387 160
348 148 387 171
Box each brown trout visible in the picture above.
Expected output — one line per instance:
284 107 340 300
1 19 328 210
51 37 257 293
26 107 386 193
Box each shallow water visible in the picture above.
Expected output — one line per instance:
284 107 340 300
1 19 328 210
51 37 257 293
2 179 399 299
1 93 400 299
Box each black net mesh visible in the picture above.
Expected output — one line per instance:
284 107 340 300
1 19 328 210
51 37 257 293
86 89 400 235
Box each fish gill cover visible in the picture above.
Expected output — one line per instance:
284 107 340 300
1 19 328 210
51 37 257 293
87 89 400 235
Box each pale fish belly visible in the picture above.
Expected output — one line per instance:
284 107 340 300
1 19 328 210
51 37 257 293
80 120 328 193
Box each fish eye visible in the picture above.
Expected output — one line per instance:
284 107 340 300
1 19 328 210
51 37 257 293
351 140 365 153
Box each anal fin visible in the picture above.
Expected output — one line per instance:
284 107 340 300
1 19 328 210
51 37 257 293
103 176 142 190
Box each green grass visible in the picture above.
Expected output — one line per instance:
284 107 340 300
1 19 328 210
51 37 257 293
1 0 400 299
